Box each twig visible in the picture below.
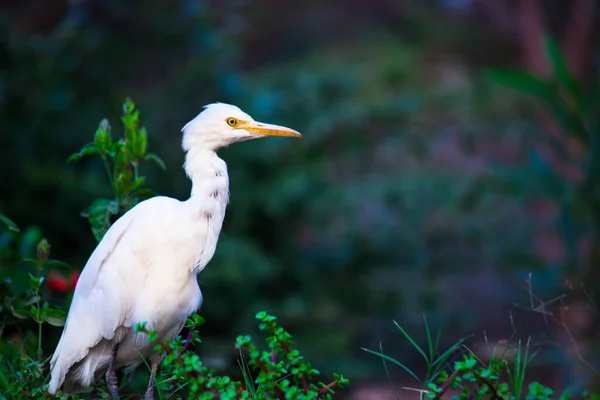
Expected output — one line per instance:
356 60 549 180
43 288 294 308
556 306 600 376
467 387 477 400
318 381 339 396
474 372 503 400
178 327 195 360
432 370 458 400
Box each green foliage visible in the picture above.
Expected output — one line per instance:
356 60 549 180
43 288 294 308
129 312 349 399
0 215 19 233
486 34 590 147
365 319 600 400
69 98 165 242
0 220 67 399
425 351 551 400
0 220 69 329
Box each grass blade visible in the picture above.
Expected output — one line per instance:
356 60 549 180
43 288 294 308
379 342 402 400
393 320 428 364
431 334 474 370
543 34 582 103
423 314 434 362
506 338 534 399
362 347 421 383
485 68 553 102
238 353 258 397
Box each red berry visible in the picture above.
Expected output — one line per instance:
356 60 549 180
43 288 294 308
46 274 69 293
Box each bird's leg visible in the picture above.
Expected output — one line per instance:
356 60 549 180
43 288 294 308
143 358 160 400
105 343 120 400
91 385 98 400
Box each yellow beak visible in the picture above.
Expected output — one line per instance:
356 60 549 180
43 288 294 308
238 120 302 138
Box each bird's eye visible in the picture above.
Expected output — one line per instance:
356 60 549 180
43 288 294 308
226 118 238 127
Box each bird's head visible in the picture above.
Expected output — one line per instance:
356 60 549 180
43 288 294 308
182 103 301 151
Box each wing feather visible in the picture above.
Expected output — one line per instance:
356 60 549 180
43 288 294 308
48 209 138 393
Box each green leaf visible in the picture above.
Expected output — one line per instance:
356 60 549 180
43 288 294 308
20 258 39 268
487 67 589 146
430 333 474 371
393 320 428 364
115 145 130 169
28 273 43 291
378 342 402 400
93 119 112 153
122 103 140 149
11 309 32 320
423 314 434 362
361 347 420 383
485 69 553 102
45 259 72 270
144 153 166 170
132 127 148 159
132 176 146 191
109 139 126 158
190 314 205 326
543 35 581 103
114 147 134 197
67 143 98 162
123 97 135 114
114 168 134 198
0 214 19 232
84 198 120 242
44 307 67 327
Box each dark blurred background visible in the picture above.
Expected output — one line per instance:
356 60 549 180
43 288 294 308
1 0 599 398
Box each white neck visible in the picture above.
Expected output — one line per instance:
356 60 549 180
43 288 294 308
182 147 230 275
183 148 229 202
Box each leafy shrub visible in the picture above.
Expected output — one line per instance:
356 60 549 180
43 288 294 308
134 313 349 399
365 317 600 400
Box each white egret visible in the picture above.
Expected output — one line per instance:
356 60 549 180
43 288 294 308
47 103 301 399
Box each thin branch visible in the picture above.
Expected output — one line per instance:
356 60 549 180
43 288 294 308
432 369 459 400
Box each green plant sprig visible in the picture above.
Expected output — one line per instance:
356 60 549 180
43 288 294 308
67 98 166 242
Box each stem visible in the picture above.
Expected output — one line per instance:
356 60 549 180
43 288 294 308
467 387 477 400
318 381 338 397
474 372 503 400
35 284 42 361
37 315 42 361
101 155 115 194
133 160 140 181
176 327 195 362
432 370 459 400
181 327 194 353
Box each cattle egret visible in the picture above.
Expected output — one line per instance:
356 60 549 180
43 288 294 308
47 103 301 399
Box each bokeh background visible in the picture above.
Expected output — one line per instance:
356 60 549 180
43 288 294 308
1 0 599 398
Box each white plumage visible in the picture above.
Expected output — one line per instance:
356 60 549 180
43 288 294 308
48 103 301 398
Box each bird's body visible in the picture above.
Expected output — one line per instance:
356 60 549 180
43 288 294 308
48 104 300 397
